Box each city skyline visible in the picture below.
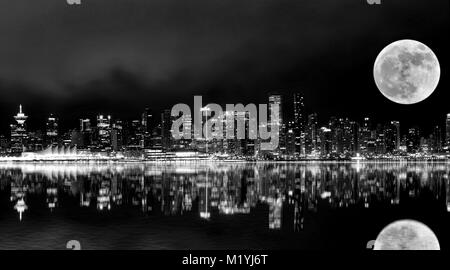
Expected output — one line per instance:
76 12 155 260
1 92 450 160
3 95 450 134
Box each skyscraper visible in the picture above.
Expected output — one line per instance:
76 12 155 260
285 126 296 157
431 125 442 153
80 119 91 132
141 107 153 133
141 108 153 148
293 93 305 155
329 117 353 155
97 114 112 148
269 94 283 125
391 121 400 150
359 117 372 154
268 94 283 153
350 121 359 154
407 127 420 153
375 124 386 154
341 118 354 155
79 118 92 148
161 109 173 151
223 111 237 155
384 122 398 153
10 105 28 153
319 127 332 157
305 113 318 154
172 112 192 150
111 119 124 151
0 135 8 153
45 114 58 146
446 113 450 147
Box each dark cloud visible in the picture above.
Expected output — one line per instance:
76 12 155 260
0 0 448 133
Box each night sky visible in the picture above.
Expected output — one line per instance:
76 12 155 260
0 0 448 134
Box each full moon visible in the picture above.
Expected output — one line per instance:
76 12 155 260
373 39 440 104
374 219 440 250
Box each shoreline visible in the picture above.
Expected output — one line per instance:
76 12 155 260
0 159 449 164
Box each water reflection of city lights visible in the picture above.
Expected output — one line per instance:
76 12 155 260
14 198 27 221
0 162 448 227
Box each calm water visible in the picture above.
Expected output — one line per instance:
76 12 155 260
0 161 449 250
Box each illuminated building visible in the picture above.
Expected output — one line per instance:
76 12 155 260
268 94 283 154
80 118 91 132
319 127 332 156
375 124 386 154
0 135 8 153
285 127 296 157
305 113 318 155
391 121 401 150
27 131 44 152
329 117 354 155
161 109 173 151
235 111 255 156
10 105 28 153
127 119 143 148
446 113 450 148
431 125 442 153
141 108 153 148
97 114 112 148
70 130 83 148
359 117 372 154
9 145 111 161
111 119 124 151
350 121 359 154
293 93 305 155
142 107 153 133
223 111 238 155
78 118 93 148
174 113 192 149
45 114 58 146
407 127 420 153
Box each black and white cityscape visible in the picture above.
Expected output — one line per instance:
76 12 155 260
0 0 449 252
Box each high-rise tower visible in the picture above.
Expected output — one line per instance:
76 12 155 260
46 114 58 146
446 113 450 147
10 105 28 153
293 93 305 155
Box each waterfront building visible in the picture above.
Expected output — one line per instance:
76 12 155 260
446 113 450 147
293 93 305 155
161 109 173 151
305 113 318 155
10 105 28 153
431 125 443 153
45 114 58 146
97 114 112 149
269 94 283 154
407 127 420 153
319 127 332 157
